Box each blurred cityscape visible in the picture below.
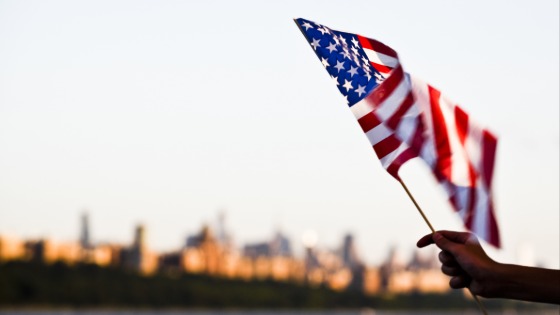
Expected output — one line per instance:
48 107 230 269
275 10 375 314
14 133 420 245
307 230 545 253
0 212 451 296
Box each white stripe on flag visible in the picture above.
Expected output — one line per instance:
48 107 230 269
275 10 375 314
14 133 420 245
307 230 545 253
454 185 471 220
439 180 454 201
363 48 399 68
465 120 483 178
365 123 392 146
376 78 410 121
350 99 374 120
394 104 420 145
472 183 490 241
380 141 409 168
419 139 437 170
411 75 433 127
438 94 472 186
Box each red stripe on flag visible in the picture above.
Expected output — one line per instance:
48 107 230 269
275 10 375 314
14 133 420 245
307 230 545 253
357 35 374 50
373 135 401 159
455 105 478 188
386 147 417 179
358 111 382 133
448 193 460 213
370 62 392 73
366 65 404 106
386 91 415 130
384 118 425 178
428 86 453 180
481 130 497 188
357 35 398 58
410 117 426 149
454 106 469 145
487 203 501 247
464 187 476 230
468 164 478 188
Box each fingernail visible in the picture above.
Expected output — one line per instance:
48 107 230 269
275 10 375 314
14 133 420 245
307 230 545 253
433 232 442 241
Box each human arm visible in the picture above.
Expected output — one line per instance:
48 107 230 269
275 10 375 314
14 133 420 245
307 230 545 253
417 230 560 304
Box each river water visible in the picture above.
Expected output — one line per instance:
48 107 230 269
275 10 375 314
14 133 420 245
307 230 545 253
1 310 559 315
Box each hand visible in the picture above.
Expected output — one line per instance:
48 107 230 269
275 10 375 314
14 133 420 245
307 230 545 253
417 230 560 304
417 230 499 297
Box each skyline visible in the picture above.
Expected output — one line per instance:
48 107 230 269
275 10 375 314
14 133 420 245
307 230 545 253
1 210 432 263
0 208 451 292
1 209 425 259
0 206 542 269
0 0 558 269
0 212 458 301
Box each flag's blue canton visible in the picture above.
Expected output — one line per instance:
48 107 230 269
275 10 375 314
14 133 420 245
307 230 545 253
296 18 384 107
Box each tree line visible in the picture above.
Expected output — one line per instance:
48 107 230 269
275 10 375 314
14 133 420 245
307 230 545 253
0 261 546 310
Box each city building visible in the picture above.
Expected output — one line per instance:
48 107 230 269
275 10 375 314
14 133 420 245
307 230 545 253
121 224 158 275
24 239 81 264
0 234 25 261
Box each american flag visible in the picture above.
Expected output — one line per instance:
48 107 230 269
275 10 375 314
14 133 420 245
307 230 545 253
295 18 500 247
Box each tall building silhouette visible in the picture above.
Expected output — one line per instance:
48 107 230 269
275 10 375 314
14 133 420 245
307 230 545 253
133 224 146 250
243 231 293 258
121 223 157 274
216 211 226 243
341 233 361 268
80 212 91 249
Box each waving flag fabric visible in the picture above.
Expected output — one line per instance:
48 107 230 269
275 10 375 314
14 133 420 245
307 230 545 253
295 18 500 247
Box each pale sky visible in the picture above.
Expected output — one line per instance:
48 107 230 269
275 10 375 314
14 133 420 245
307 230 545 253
0 0 558 268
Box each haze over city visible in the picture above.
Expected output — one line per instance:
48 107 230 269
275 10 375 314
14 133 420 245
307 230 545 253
0 0 558 271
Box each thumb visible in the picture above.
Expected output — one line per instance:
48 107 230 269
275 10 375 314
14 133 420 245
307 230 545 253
433 232 459 255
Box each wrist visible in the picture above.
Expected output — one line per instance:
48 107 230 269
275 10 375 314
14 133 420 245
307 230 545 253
480 261 512 298
482 263 559 303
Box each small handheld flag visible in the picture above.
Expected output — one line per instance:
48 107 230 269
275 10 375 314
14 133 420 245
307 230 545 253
294 18 500 248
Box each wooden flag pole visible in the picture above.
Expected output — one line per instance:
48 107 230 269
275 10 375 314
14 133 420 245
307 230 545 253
398 179 435 233
398 179 488 315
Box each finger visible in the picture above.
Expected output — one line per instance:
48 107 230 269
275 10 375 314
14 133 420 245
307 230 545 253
449 274 471 289
438 251 459 266
441 264 463 276
437 230 475 245
417 233 435 248
432 232 461 254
